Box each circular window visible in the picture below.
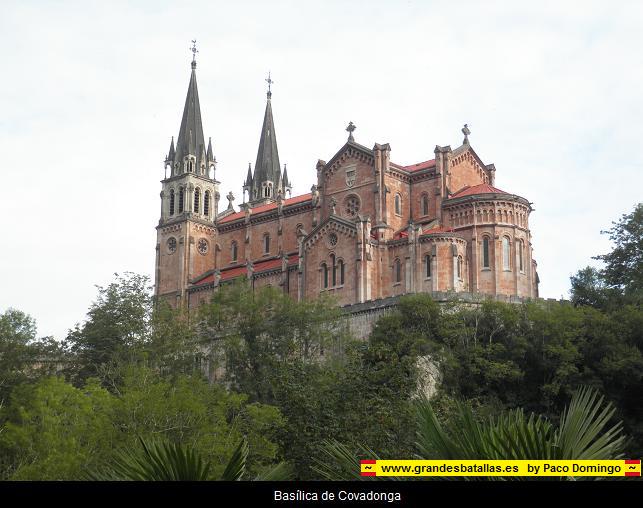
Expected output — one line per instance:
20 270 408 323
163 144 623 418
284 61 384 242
167 237 177 254
197 238 209 255
328 233 338 247
345 195 360 217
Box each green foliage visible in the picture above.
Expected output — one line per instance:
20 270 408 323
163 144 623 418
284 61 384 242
0 376 117 480
595 203 643 302
317 387 626 481
197 283 347 404
571 202 643 308
89 435 292 481
0 368 286 480
65 272 153 385
0 309 64 404
88 436 212 481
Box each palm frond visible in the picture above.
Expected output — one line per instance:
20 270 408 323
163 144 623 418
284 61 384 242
254 461 294 481
221 437 248 481
87 436 210 481
554 386 626 460
312 439 403 481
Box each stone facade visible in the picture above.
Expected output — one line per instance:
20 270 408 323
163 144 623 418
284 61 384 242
155 60 539 310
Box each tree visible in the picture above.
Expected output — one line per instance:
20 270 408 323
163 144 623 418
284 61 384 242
65 272 153 386
197 283 348 404
0 376 117 480
596 203 643 303
570 203 643 308
0 309 63 405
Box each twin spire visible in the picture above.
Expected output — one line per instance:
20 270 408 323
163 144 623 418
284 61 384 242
166 46 291 206
165 41 215 178
244 76 291 204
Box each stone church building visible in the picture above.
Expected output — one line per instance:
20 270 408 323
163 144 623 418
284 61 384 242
154 55 539 310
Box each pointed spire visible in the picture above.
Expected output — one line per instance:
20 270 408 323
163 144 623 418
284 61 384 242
167 136 175 162
244 162 253 187
282 164 289 187
206 137 214 161
250 80 282 203
174 47 206 170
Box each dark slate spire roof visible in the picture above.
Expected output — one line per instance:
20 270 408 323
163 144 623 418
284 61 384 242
206 137 214 162
250 93 283 202
174 59 206 169
282 164 289 188
244 163 253 187
166 136 175 162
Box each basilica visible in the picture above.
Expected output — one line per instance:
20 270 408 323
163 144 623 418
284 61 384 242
154 53 539 310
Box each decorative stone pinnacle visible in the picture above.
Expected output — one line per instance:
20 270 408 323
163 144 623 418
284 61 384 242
462 123 471 144
346 121 356 142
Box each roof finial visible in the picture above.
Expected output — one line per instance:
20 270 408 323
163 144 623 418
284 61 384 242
190 40 198 69
462 123 471 144
346 121 356 142
265 71 274 99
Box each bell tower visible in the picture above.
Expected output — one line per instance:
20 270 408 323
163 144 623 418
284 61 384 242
155 42 220 306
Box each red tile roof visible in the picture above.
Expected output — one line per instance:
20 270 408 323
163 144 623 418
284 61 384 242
420 225 455 236
218 193 312 224
390 159 436 172
403 159 436 172
192 255 300 286
450 183 508 198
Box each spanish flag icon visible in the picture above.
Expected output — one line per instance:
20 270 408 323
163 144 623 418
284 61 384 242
625 460 640 477
361 459 377 477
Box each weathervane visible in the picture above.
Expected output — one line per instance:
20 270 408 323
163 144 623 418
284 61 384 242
190 40 198 67
266 72 274 99
346 121 356 142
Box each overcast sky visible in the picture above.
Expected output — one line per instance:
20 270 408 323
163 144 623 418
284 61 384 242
1 1 641 340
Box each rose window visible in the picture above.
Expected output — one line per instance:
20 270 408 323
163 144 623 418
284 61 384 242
345 196 360 217
197 238 209 255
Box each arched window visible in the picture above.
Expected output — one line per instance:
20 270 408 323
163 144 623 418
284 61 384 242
394 258 402 283
395 194 402 215
424 254 431 278
519 239 524 272
204 190 210 216
263 233 270 254
321 263 328 289
178 187 184 213
330 254 336 286
457 256 463 279
482 237 490 268
503 237 511 270
169 189 175 216
338 259 345 285
422 194 429 216
231 241 238 262
194 188 201 214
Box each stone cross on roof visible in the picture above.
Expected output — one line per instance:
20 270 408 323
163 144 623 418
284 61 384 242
346 121 356 142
